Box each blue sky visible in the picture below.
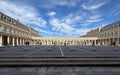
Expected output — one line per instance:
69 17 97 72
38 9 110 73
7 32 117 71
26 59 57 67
0 0 120 37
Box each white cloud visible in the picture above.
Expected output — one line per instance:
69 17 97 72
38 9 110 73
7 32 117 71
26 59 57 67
86 19 103 23
48 11 99 36
74 28 90 36
59 13 82 25
108 5 120 16
80 23 92 27
81 0 109 10
47 12 56 17
89 14 102 19
65 14 82 25
0 0 47 27
49 18 75 33
38 0 78 8
46 6 104 36
0 0 106 37
85 14 103 23
49 17 91 37
39 29 53 35
33 27 53 35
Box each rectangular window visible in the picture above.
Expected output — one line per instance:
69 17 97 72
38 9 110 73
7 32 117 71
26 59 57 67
111 32 113 36
4 26 7 32
9 28 12 33
1 15 4 21
14 30 16 34
105 34 106 37
115 31 118 35
12 30 14 34
108 33 109 36
0 24 1 31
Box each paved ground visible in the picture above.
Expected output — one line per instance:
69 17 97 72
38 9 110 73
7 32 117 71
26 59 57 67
0 45 120 57
0 67 120 75
0 45 120 75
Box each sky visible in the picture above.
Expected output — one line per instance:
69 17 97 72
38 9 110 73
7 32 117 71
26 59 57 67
0 0 120 37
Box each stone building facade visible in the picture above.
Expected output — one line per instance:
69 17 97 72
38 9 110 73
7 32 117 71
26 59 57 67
86 21 120 46
0 12 39 46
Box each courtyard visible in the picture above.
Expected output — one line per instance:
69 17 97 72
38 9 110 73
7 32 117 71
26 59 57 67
0 45 120 57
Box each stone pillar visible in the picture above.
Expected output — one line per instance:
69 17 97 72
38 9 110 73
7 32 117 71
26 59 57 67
102 39 105 45
103 39 106 45
13 37 15 46
7 36 10 45
46 40 48 45
0 35 3 46
23 39 25 45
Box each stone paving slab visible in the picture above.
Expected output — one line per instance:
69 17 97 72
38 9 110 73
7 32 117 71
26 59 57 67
0 67 120 75
0 45 120 57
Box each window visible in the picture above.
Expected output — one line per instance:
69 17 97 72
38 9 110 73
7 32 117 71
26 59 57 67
13 21 16 25
12 30 14 34
4 26 7 32
0 24 1 31
108 33 109 36
111 32 113 36
1 15 4 21
9 28 12 33
115 31 118 35
105 34 106 37
15 31 17 34
14 30 16 33
8 18 12 24
3 16 7 21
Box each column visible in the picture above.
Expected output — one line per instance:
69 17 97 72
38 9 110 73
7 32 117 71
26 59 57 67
23 39 25 45
0 35 3 46
13 37 15 46
7 36 10 45
103 39 106 45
